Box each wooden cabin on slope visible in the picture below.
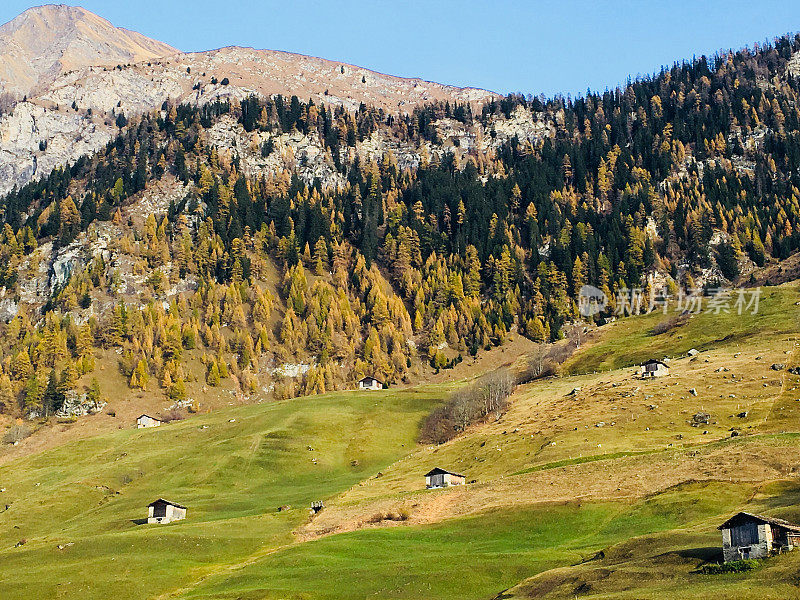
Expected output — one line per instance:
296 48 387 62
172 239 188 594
425 468 465 489
136 414 162 429
719 512 800 562
358 376 383 391
640 359 669 378
147 499 187 524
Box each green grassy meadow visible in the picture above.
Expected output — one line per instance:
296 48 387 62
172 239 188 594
177 480 762 600
501 481 800 599
0 387 445 599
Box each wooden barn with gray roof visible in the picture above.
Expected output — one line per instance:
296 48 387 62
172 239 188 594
718 512 800 562
425 467 465 489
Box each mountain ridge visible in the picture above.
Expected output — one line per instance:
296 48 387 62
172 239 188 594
0 5 496 108
0 5 497 194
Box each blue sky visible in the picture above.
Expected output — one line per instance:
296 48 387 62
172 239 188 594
4 1 800 96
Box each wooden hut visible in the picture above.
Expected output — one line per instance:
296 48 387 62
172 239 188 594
136 414 162 429
718 512 800 562
358 376 383 391
147 499 187 524
640 359 669 378
425 467 465 489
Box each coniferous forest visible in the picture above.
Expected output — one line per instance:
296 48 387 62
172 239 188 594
1 35 800 415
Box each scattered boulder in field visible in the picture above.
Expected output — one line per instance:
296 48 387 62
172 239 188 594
691 412 711 426
737 411 748 418
689 388 698 396
687 349 699 357
771 364 785 371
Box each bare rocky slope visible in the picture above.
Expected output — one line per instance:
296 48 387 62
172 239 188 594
44 45 496 116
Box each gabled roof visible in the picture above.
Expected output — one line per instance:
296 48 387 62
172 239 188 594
718 511 800 532
137 414 162 421
641 359 668 367
425 467 465 478
148 498 187 509
359 376 383 383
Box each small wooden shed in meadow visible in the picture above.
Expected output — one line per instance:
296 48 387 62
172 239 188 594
718 512 800 562
425 468 465 489
136 414 162 429
147 499 187 524
640 359 669 378
358 376 383 391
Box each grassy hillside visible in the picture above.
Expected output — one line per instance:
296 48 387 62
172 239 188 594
298 286 798 529
177 480 769 600
0 387 446 599
562 286 800 375
1 284 798 600
261 284 798 600
500 481 800 600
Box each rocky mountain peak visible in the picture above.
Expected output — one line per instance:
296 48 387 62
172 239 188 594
0 4 177 98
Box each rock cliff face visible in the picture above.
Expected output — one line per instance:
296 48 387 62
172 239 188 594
789 50 800 78
0 4 177 99
0 100 113 194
